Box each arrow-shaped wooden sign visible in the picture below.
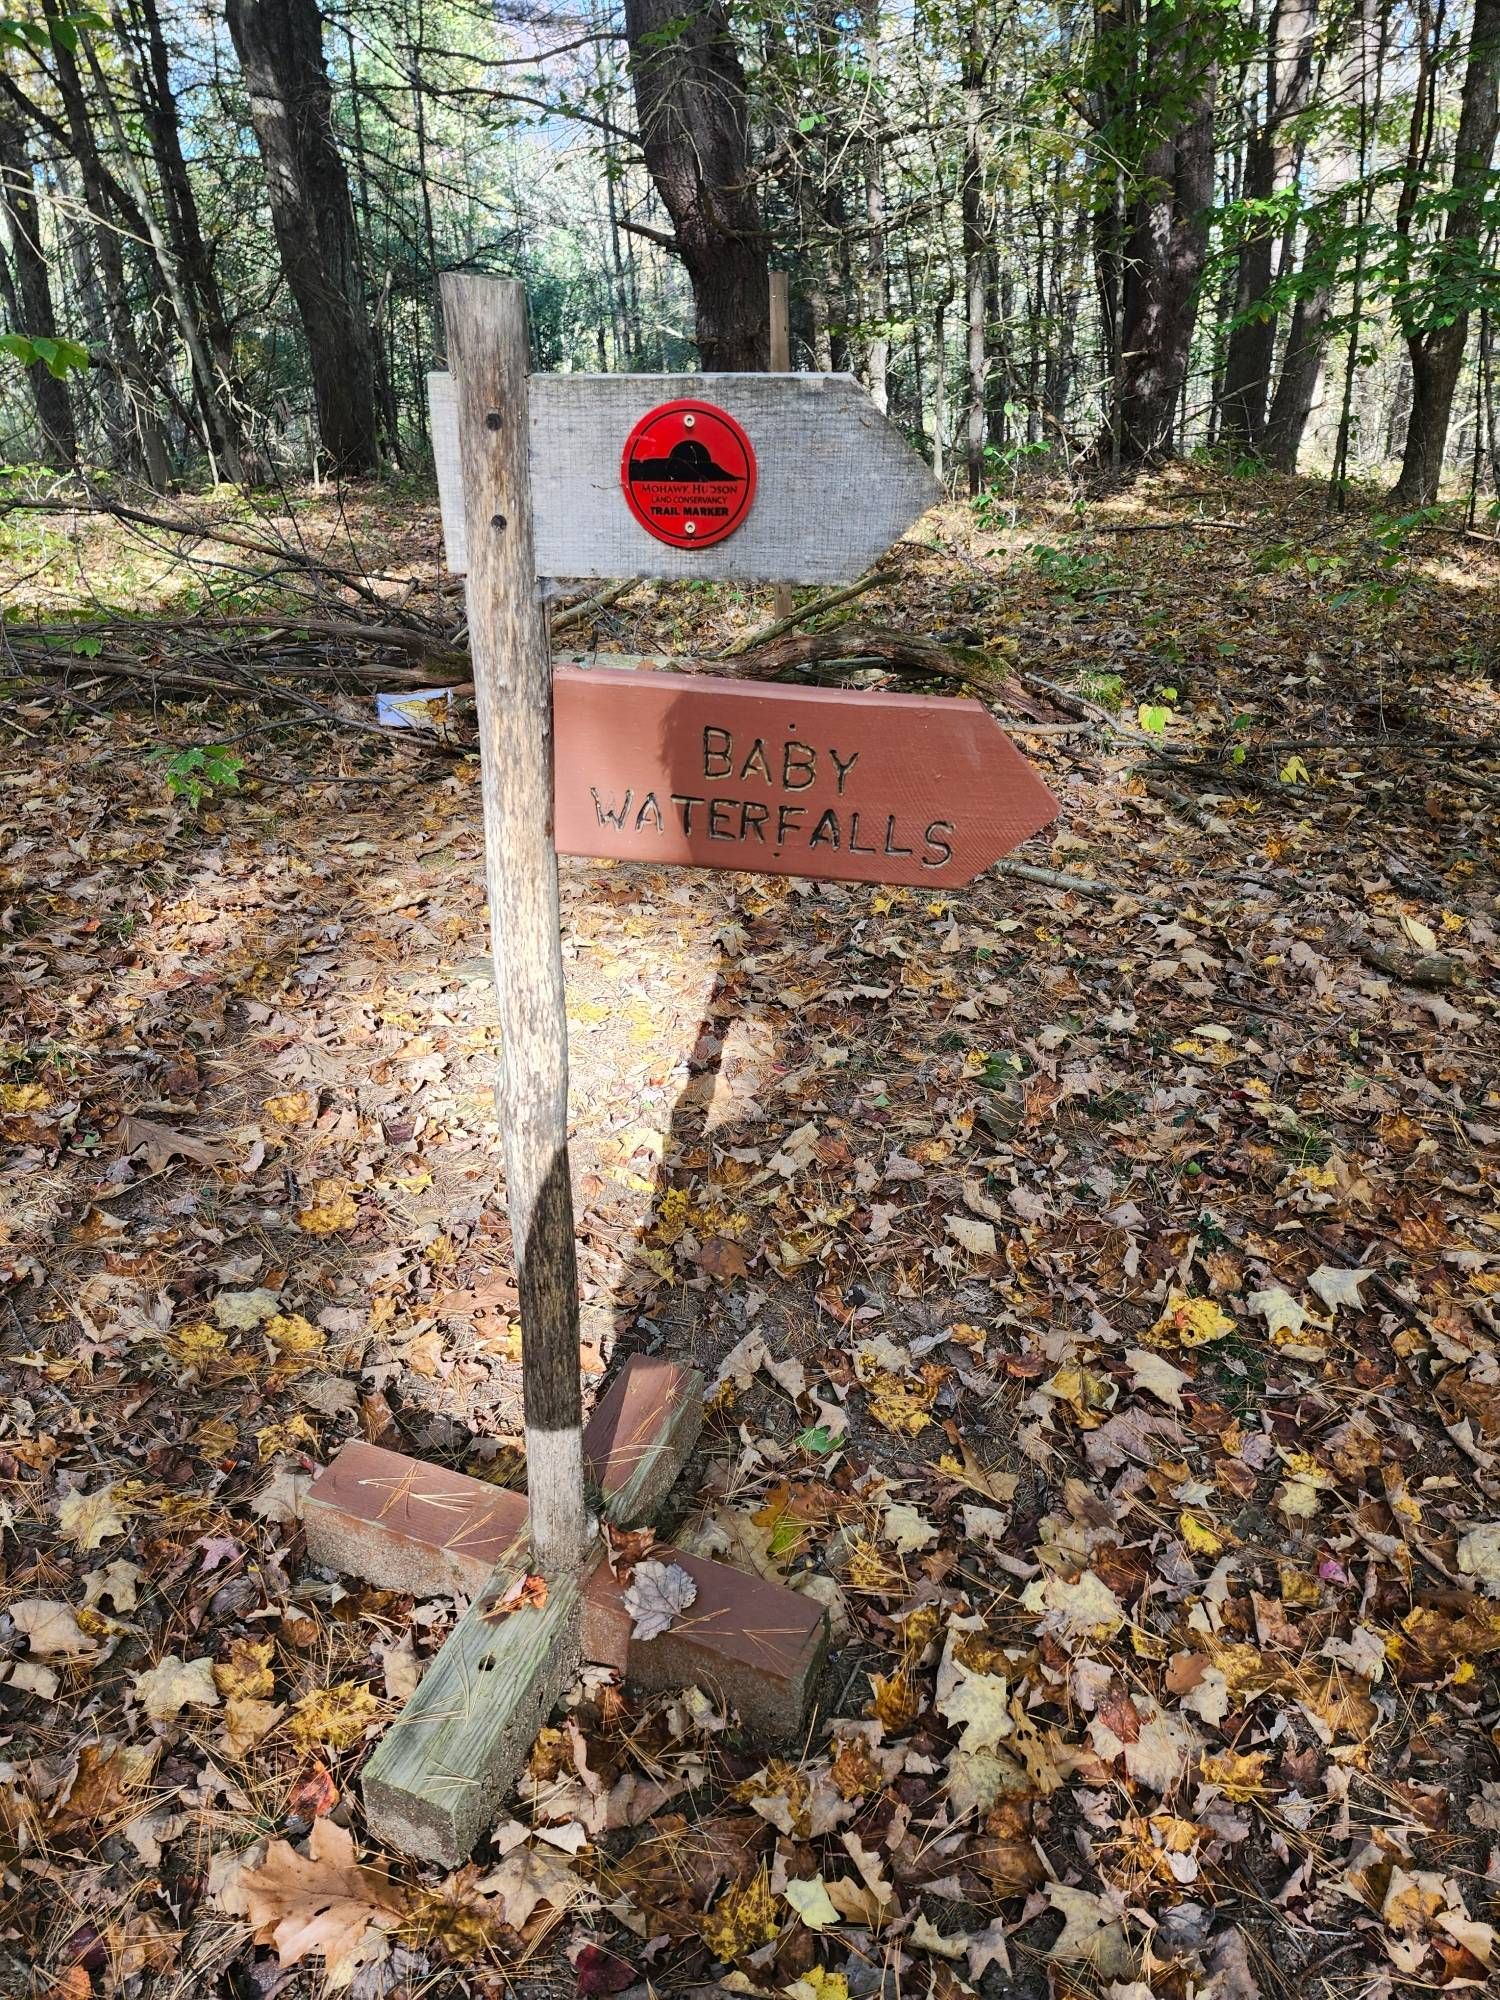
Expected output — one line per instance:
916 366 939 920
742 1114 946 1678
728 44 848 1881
553 665 1059 886
429 370 940 583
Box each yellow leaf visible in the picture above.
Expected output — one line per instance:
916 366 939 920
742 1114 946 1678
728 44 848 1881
263 1313 324 1364
1279 754 1311 784
868 1669 921 1734
1200 1749 1274 1802
288 1681 380 1753
863 1364 945 1436
701 1865 779 1962
1179 1512 1224 1557
296 1181 358 1235
256 1413 319 1463
1 1079 50 1114
215 1639 275 1702
262 1091 316 1127
1149 1291 1235 1347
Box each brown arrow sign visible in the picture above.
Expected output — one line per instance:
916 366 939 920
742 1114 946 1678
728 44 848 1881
552 666 1059 887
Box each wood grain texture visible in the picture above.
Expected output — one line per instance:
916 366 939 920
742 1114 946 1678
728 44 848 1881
428 369 939 582
441 274 587 1577
361 1566 583 1865
550 665 1060 885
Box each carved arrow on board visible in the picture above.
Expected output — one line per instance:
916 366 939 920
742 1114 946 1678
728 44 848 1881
429 371 941 585
551 665 1059 888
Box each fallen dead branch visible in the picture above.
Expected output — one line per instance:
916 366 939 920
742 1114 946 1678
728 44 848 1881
720 567 890 654
705 624 1062 716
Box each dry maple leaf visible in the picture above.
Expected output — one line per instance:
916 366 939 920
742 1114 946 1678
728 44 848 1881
230 1818 406 1989
936 1662 1012 1751
621 1559 697 1641
134 1654 220 1725
11 1597 101 1660
57 1482 131 1550
288 1680 379 1752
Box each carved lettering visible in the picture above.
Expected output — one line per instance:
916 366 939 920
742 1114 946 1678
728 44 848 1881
808 808 840 849
739 800 769 841
703 727 732 778
741 737 773 784
776 803 807 846
922 820 955 867
591 788 632 829
883 815 912 857
782 740 816 790
830 747 859 794
634 791 663 832
708 798 736 840
671 793 705 834
848 812 876 855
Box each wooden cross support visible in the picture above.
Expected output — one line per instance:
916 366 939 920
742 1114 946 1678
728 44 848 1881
305 1356 827 1864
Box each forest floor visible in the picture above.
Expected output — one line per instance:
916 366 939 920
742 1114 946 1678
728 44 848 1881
1 466 1499 2000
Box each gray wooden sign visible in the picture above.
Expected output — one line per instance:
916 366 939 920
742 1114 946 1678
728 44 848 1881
428 369 940 584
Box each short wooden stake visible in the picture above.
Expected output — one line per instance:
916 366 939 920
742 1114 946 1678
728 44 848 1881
441 272 587 1579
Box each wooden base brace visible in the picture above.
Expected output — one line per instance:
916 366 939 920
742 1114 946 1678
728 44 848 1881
303 1357 828 1863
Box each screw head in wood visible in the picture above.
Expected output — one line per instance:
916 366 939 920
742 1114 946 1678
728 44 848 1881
492 513 506 529
485 412 502 430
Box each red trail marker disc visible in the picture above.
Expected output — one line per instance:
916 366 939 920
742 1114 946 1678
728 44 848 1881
620 400 757 549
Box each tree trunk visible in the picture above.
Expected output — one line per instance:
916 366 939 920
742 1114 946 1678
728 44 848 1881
1109 11 1216 464
1220 0 1318 448
862 0 889 413
82 31 245 483
120 0 236 400
962 18 988 495
622 0 767 370
1392 0 1500 504
1262 242 1335 470
25 2 172 483
226 0 380 475
0 103 76 466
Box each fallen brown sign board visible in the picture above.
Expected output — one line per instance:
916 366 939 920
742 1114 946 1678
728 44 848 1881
553 664 1059 886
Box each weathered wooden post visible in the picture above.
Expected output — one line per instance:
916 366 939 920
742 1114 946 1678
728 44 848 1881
441 273 587 1579
304 304 1060 1865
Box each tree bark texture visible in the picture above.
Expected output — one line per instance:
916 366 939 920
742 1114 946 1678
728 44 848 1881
1105 5 1216 463
1392 0 1500 504
226 0 380 475
0 103 76 466
622 0 768 369
962 18 988 495
1220 0 1318 448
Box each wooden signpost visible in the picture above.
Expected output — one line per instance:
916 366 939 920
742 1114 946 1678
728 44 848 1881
305 274 1061 1864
